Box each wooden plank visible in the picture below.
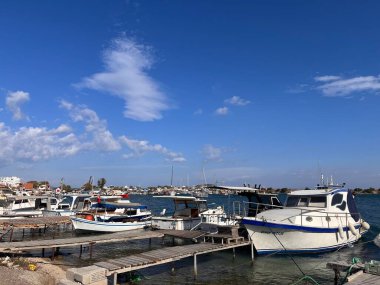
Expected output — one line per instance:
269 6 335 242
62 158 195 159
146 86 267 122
347 273 380 285
94 261 122 271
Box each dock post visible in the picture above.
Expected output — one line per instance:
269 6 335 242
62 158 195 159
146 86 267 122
333 269 340 285
232 248 236 259
79 245 83 258
89 242 94 259
113 272 117 285
251 242 255 262
51 247 55 261
9 227 14 242
193 254 197 279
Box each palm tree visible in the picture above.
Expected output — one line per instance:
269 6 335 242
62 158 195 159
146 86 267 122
97 178 107 193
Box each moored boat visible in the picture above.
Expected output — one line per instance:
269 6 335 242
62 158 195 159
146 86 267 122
242 183 370 254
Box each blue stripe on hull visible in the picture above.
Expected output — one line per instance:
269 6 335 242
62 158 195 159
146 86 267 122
242 219 360 233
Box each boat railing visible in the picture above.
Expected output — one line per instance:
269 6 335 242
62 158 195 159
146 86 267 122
237 201 362 227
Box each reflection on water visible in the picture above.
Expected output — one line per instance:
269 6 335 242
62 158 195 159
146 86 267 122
4 194 379 284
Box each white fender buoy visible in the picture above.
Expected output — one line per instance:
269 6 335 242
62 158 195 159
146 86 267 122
348 222 358 236
361 221 370 230
338 224 344 239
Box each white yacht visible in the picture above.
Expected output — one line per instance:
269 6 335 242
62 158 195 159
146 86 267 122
43 194 91 216
242 183 370 254
151 196 208 230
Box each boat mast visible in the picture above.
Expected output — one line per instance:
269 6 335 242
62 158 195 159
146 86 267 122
170 165 174 187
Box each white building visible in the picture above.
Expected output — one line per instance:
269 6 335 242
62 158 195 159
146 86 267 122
0 176 22 188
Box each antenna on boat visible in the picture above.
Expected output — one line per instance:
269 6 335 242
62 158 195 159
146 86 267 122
320 173 324 186
202 166 207 185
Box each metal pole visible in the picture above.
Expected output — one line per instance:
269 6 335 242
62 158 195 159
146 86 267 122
113 273 117 285
193 254 197 279
251 242 255 262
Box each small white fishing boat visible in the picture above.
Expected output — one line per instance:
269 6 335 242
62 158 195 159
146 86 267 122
151 195 236 230
71 205 152 232
242 182 370 254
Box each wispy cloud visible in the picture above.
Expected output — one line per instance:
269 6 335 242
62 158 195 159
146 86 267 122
59 100 121 151
314 75 342 82
76 37 169 121
202 144 223 162
315 75 380 97
224 96 250 106
215 107 228 115
120 136 186 162
6 91 30 121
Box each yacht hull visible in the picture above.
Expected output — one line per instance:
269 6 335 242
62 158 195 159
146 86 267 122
244 219 365 254
71 217 149 232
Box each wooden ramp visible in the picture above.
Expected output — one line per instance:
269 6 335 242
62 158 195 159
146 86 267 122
0 229 163 253
157 229 207 239
92 240 252 284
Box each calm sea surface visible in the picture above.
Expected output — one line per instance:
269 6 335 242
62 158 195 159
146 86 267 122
16 194 380 284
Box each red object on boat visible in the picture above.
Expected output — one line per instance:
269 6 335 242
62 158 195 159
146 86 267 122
121 193 129 198
97 196 101 203
85 214 94 221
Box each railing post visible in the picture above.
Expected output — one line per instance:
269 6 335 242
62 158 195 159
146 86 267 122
193 254 197 279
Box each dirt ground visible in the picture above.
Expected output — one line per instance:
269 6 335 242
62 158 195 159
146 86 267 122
0 257 67 285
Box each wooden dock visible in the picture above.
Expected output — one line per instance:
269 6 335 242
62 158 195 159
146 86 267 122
327 261 380 285
0 216 71 228
0 229 163 259
92 239 252 284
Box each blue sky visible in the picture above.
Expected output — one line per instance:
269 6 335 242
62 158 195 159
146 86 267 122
1 1 380 188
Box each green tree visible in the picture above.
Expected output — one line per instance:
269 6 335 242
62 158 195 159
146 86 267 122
97 178 107 190
82 182 93 191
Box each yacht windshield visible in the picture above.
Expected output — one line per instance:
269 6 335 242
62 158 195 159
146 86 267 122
286 196 326 208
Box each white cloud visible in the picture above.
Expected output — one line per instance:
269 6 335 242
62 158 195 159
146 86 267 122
315 75 380 97
120 136 186 162
215 107 228 115
6 91 30 120
224 96 250 106
0 122 81 165
203 144 223 162
314 75 342 82
76 37 169 121
59 100 121 151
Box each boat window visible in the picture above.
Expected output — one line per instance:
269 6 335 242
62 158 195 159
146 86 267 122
286 196 299 207
198 202 208 213
271 197 282 206
309 196 326 207
298 197 308 207
331 194 343 206
347 190 359 222
337 201 346 211
60 196 73 206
